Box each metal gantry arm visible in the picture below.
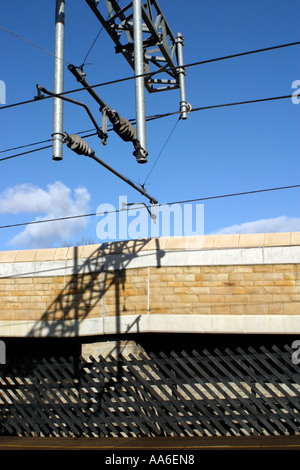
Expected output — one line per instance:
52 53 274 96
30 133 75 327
64 133 158 204
51 0 189 167
85 0 183 93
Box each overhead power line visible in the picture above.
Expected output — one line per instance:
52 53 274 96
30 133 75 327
0 132 98 162
0 129 100 155
182 41 300 70
165 184 300 206
2 21 298 72
0 184 299 231
1 40 299 111
145 94 295 122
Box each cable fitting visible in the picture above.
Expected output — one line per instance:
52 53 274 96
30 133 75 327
133 142 148 164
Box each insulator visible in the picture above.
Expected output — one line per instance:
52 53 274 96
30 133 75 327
67 134 94 156
113 117 136 142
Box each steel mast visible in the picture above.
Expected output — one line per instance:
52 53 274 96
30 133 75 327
52 0 65 161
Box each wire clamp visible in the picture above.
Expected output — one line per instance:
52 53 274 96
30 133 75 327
122 202 157 222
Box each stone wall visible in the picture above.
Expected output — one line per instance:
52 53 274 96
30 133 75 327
0 233 299 337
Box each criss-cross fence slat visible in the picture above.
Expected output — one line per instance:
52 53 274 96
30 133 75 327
0 342 299 437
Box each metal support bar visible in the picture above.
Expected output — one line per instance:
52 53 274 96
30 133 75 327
68 64 146 163
176 32 188 120
64 133 158 204
52 0 65 160
132 0 148 161
37 85 105 141
90 151 155 202
68 64 108 111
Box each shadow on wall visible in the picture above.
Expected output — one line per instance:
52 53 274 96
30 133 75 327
27 238 165 344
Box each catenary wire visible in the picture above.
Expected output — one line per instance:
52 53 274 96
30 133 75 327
146 94 295 122
0 145 52 162
0 184 299 230
0 92 294 162
182 41 300 70
0 132 98 162
1 40 299 111
0 139 52 154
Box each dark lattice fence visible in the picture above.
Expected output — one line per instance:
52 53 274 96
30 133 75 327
0 343 300 437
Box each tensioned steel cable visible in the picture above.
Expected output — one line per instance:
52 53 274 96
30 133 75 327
0 129 101 155
181 41 300 69
0 92 295 162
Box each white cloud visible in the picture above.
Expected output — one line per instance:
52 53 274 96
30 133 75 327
0 182 91 248
213 215 300 235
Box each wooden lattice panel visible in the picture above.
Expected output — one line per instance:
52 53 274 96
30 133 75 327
0 342 299 437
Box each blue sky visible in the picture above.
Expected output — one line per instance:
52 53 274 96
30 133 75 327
0 0 299 250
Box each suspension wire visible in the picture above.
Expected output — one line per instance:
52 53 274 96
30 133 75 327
142 117 181 187
80 26 104 69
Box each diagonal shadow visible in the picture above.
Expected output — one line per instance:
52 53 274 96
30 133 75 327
27 238 165 339
16 237 165 433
